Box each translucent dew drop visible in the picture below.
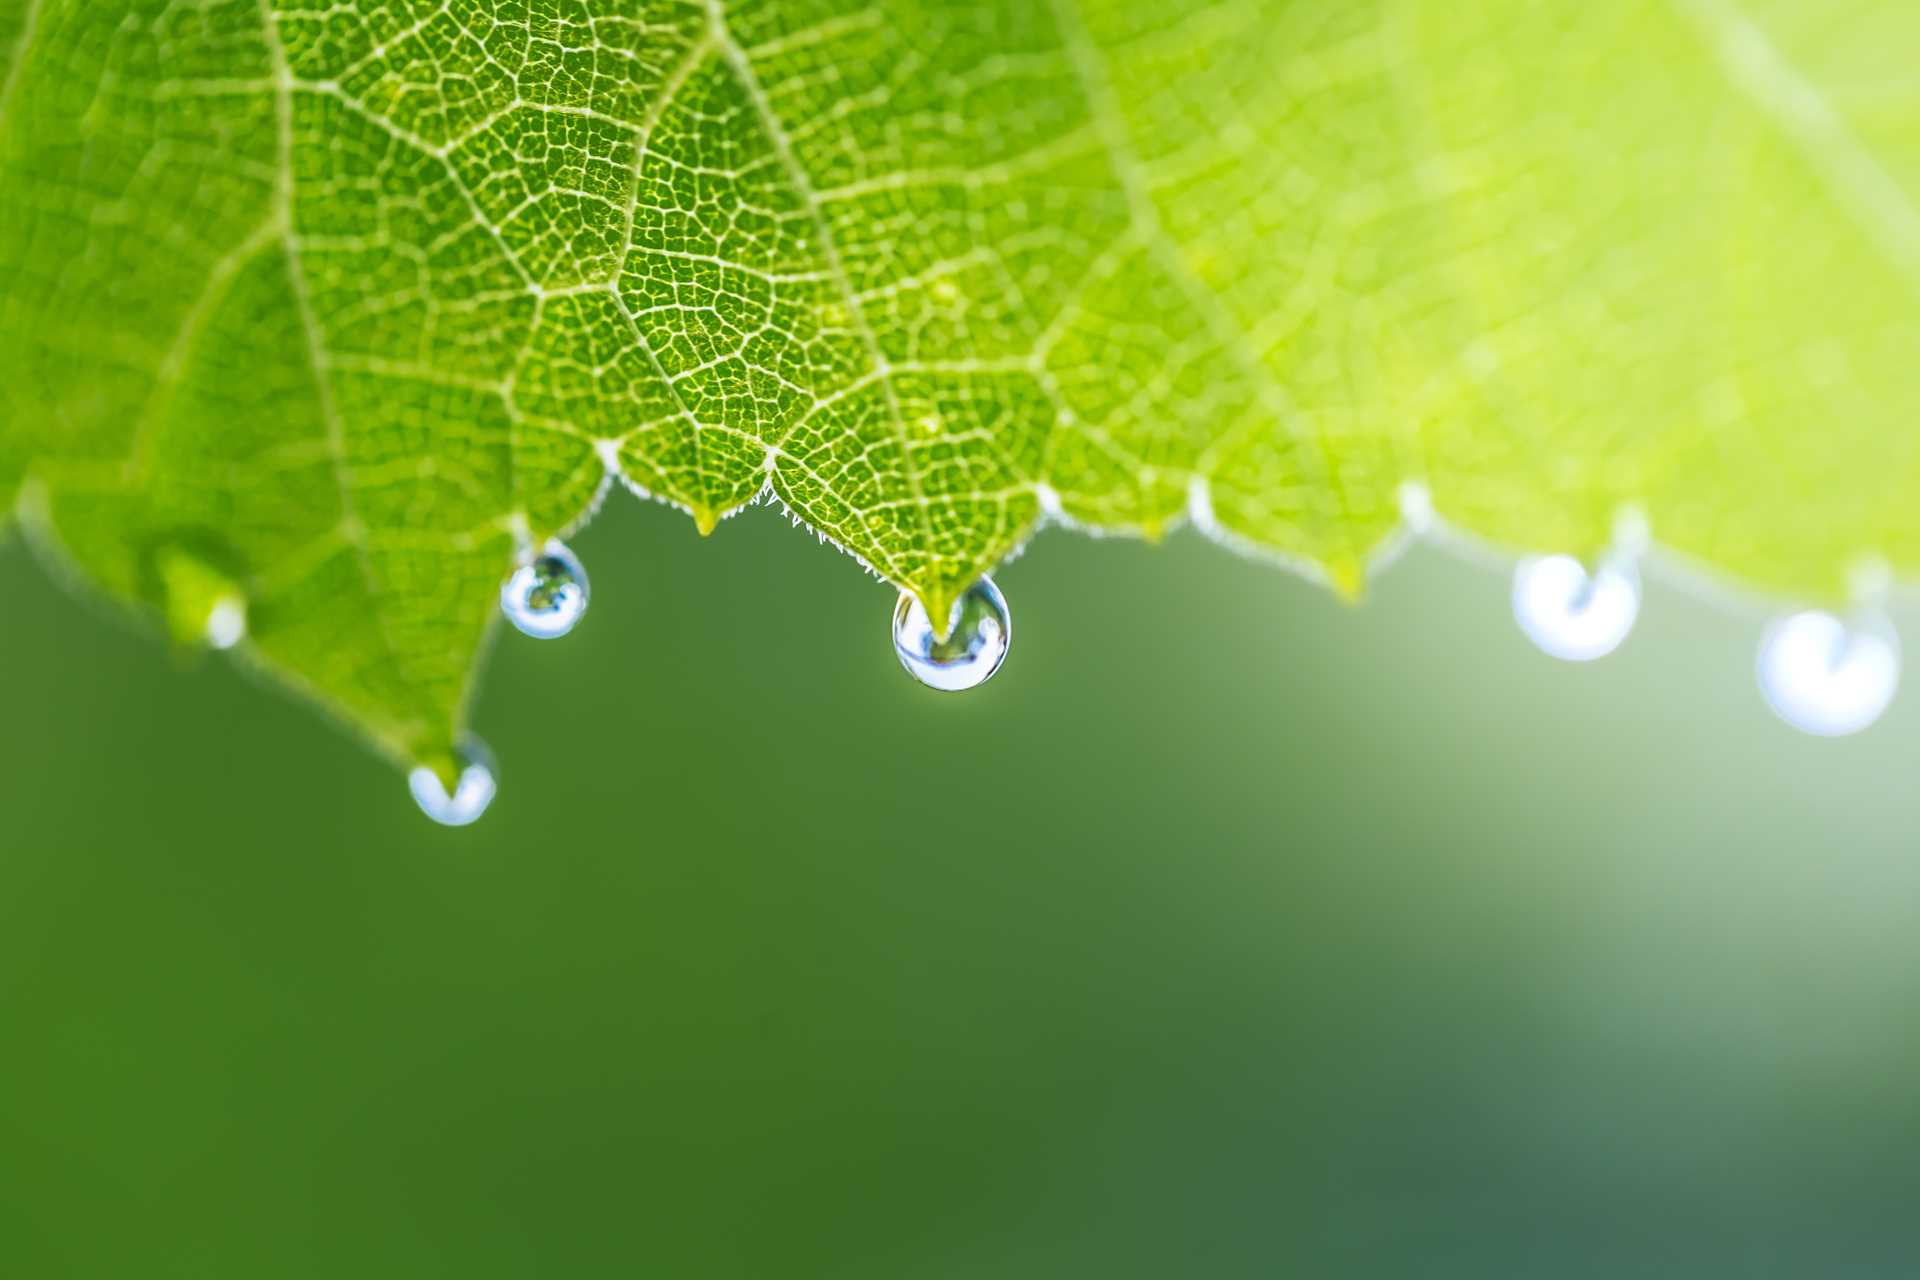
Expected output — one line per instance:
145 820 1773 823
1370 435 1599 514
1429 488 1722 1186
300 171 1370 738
156 546 248 651
1512 554 1641 662
893 578 1010 692
501 541 589 639
205 596 248 651
1758 611 1900 737
409 738 498 827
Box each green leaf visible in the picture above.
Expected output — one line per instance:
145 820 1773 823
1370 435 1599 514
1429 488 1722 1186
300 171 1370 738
5 0 1919 767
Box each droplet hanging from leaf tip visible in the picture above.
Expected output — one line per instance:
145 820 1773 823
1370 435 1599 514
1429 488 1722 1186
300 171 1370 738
1513 553 1640 662
1758 611 1899 737
410 737 497 827
501 541 589 639
894 577 1010 693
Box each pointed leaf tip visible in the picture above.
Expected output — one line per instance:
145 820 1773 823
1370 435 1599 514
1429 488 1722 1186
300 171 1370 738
921 585 958 643
1328 559 1367 604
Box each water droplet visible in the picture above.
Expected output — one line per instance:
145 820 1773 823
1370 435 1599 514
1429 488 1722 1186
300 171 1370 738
1397 481 1435 534
205 597 247 650
409 738 497 827
157 546 248 650
502 541 589 639
1758 611 1899 737
893 578 1010 692
1512 554 1640 662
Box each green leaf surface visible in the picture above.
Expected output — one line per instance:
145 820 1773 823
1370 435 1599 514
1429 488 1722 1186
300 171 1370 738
5 0 1918 767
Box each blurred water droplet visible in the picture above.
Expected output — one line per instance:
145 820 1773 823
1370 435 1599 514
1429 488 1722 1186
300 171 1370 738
893 578 1010 692
157 546 248 650
1758 611 1899 737
502 541 589 638
1513 554 1640 661
205 597 247 650
409 738 497 827
1397 481 1435 534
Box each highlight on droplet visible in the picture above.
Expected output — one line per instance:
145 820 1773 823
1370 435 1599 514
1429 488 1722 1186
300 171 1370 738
1757 611 1900 737
893 577 1011 692
501 540 590 639
409 738 498 827
1512 554 1641 662
204 596 248 651
156 545 249 651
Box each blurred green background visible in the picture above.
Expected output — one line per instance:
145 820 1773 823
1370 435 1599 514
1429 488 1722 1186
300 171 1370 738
5 499 1920 1276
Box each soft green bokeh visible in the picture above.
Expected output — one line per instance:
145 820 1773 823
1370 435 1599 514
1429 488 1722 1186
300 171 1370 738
6 502 1920 1276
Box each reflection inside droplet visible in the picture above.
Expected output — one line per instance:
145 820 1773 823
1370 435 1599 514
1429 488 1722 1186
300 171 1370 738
893 578 1011 692
409 738 498 827
1758 611 1900 737
1512 554 1640 662
501 541 589 639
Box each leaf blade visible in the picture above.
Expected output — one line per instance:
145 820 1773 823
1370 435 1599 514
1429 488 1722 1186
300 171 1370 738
6 0 1919 763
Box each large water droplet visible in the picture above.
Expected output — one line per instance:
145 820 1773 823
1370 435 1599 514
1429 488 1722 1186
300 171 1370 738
893 578 1010 692
409 738 498 827
1758 611 1899 737
1512 554 1641 662
502 541 589 639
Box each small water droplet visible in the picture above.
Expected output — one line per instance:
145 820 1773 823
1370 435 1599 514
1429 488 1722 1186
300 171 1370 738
893 578 1010 692
205 597 247 650
1758 611 1899 737
1513 554 1640 661
1397 481 1435 534
502 541 589 639
157 546 248 650
409 738 497 827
